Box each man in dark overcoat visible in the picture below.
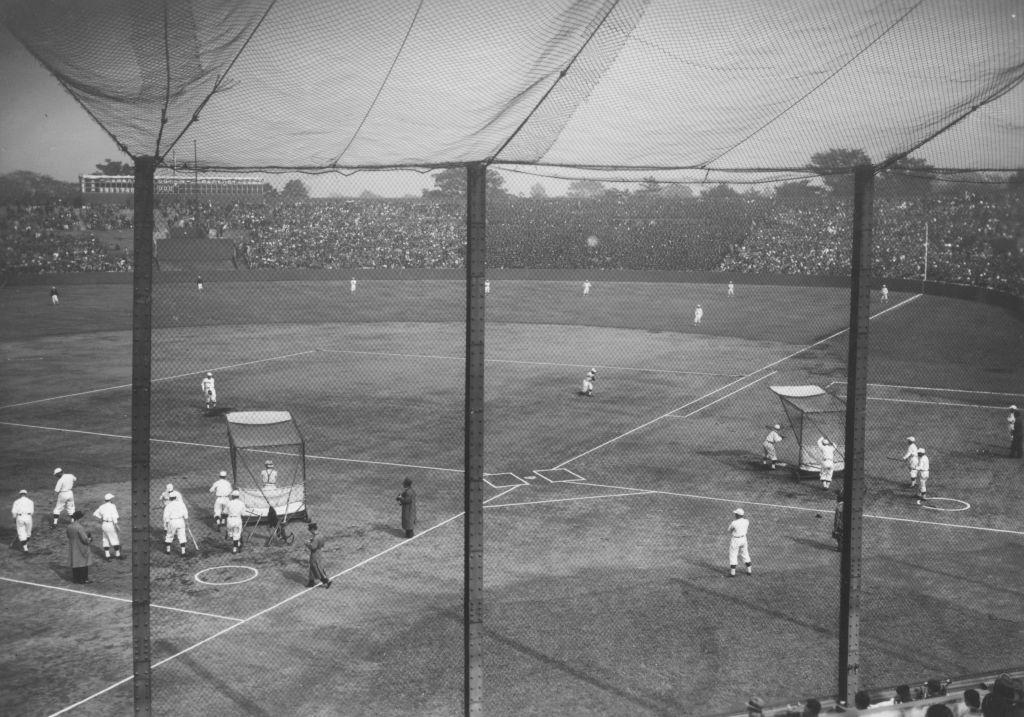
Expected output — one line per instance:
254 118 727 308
67 510 93 583
397 478 417 538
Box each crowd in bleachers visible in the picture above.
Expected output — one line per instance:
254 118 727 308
0 204 132 272
1 190 1020 296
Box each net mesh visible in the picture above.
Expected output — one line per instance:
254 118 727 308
3 0 1023 174
772 386 847 472
226 410 306 520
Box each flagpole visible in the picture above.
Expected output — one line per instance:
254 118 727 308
923 222 929 282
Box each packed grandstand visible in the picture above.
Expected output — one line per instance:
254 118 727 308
1 189 1021 296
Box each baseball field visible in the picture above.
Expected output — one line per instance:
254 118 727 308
1 275 1022 716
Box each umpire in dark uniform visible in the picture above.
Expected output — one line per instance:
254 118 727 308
396 478 417 538
67 510 93 583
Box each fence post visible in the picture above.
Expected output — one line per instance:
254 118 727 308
838 164 875 705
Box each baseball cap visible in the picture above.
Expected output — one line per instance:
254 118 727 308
265 460 274 467
219 470 228 477
231 489 240 496
734 508 744 516
906 436 915 443
206 372 212 377
918 448 926 454
747 696 765 712
1011 405 1018 410
104 493 114 500
166 483 174 491
19 489 27 494
53 467 63 475
772 423 781 430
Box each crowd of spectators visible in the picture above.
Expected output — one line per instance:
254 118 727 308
1 190 1020 296
0 203 132 273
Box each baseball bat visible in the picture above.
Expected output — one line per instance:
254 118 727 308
186 521 200 550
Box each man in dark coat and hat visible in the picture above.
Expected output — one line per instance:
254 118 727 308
67 510 93 584
396 478 417 538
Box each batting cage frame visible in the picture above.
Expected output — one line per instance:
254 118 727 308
769 385 847 477
226 410 309 525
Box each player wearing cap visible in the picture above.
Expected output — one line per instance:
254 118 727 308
817 436 835 490
582 280 591 295
260 460 278 486
11 489 34 552
915 449 930 505
51 468 77 528
159 483 183 505
901 437 919 486
209 470 233 527
581 368 596 397
727 281 735 297
93 493 122 561
693 304 703 325
762 424 783 469
350 277 357 293
225 489 246 553
727 508 752 577
881 284 889 303
201 372 216 410
162 494 189 556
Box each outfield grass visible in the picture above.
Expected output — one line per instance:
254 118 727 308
0 276 1021 717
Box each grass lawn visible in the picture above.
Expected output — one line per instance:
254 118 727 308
0 276 1021 716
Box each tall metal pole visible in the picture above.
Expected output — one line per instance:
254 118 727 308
131 156 156 715
838 165 874 705
923 222 929 283
464 163 486 716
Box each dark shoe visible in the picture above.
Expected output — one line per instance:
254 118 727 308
305 582 315 588
323 580 332 589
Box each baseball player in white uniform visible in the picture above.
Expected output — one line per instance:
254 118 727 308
260 460 278 485
350 277 357 293
580 368 596 397
727 508 752 577
12 489 34 552
881 284 889 302
817 436 836 489
209 470 233 527
727 281 735 297
225 490 246 553
160 483 183 505
163 494 189 555
201 372 216 410
51 468 77 527
93 493 122 560
901 437 919 486
582 280 591 295
915 449 930 505
762 424 783 469
693 304 703 325
484 280 491 294
1009 405 1018 439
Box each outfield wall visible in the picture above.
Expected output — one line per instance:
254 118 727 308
4 269 1021 319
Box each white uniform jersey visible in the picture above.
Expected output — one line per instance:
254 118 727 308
160 489 184 504
210 479 233 498
729 517 749 538
260 468 279 485
93 502 119 523
54 474 76 493
163 500 189 522
902 443 919 469
226 498 246 519
12 496 34 518
916 455 930 476
817 437 836 464
201 376 215 394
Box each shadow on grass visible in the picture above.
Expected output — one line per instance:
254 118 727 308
204 406 235 417
371 523 405 539
162 638 272 716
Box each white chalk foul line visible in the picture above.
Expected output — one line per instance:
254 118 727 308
45 484 520 717
0 421 462 474
317 347 743 378
555 294 922 468
570 480 1024 537
0 576 242 622
0 350 316 410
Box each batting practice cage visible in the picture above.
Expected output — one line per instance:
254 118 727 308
3 1 1024 716
226 411 308 523
770 386 847 477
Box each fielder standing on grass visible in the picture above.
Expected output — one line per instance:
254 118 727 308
92 493 122 561
201 371 217 410
727 508 752 577
12 489 34 552
915 449 930 505
396 478 417 538
51 467 77 528
304 523 332 589
762 424 783 470
581 368 596 397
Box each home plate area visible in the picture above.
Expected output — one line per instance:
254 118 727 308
484 468 586 489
